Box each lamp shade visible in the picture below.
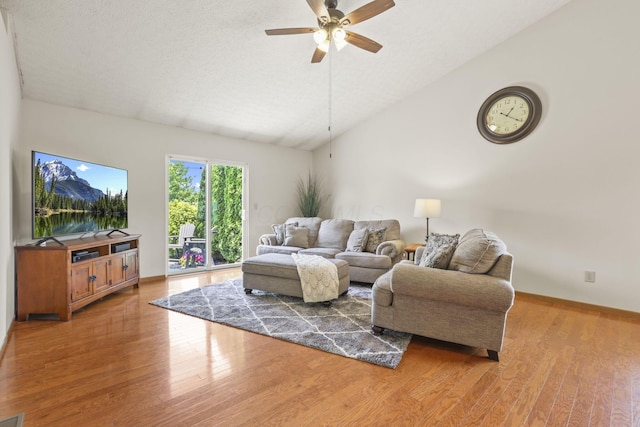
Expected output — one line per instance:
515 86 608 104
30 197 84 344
414 199 441 218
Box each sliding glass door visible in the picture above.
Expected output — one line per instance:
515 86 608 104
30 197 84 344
167 157 245 274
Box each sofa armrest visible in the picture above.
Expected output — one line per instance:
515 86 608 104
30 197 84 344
259 233 278 246
390 263 514 312
415 246 426 265
377 239 406 261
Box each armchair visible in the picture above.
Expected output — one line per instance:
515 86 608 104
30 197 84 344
371 230 514 361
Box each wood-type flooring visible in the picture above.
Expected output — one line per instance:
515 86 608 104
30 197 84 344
1 268 639 426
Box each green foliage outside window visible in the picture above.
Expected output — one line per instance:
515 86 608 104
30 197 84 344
168 162 196 203
168 161 243 266
211 165 243 263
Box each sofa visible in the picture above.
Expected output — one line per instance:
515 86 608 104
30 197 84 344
256 217 406 283
371 229 514 361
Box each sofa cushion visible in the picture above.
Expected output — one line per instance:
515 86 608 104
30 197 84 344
364 227 386 253
299 247 342 258
419 233 460 268
448 229 506 274
283 224 310 248
272 222 297 245
316 219 354 249
336 251 392 270
286 217 323 247
345 228 369 252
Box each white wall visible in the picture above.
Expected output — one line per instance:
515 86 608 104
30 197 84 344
1 10 21 348
16 100 313 278
314 0 640 312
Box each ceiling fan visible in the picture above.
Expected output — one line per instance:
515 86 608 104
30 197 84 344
265 0 396 63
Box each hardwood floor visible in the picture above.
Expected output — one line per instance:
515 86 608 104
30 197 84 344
1 268 639 426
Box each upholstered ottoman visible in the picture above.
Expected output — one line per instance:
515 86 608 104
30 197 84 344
241 253 350 300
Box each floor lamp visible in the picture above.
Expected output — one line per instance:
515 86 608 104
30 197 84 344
414 199 441 243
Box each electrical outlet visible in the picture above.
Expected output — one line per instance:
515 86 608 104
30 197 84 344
584 271 596 283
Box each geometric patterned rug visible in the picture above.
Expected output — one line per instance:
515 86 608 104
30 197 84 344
150 278 412 369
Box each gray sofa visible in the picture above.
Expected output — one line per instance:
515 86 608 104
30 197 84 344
256 217 406 283
371 229 514 361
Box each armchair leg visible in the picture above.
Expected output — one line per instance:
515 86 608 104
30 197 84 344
487 350 499 362
371 325 384 335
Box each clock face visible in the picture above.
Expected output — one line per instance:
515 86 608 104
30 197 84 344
485 95 530 135
477 86 542 144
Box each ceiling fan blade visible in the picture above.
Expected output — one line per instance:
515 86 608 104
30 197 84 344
311 47 327 63
344 31 383 53
341 0 395 26
306 0 330 23
265 27 317 36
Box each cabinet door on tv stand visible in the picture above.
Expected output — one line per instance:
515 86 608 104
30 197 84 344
125 251 139 282
110 254 127 286
93 258 111 293
70 264 93 302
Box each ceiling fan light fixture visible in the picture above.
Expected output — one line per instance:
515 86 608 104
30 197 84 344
332 27 346 42
313 28 328 44
265 0 396 63
318 39 330 52
332 27 347 50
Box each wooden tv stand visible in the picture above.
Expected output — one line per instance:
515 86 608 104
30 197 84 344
15 234 141 321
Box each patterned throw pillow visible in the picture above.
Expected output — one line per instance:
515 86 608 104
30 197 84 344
283 223 309 248
419 242 457 269
346 228 369 252
364 228 386 253
272 222 297 245
419 233 460 268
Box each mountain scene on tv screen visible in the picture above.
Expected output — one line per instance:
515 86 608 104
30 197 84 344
34 158 127 238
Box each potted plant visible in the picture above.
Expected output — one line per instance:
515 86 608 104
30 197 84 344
296 172 329 217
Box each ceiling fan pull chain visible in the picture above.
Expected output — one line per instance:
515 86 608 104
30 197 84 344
328 51 333 159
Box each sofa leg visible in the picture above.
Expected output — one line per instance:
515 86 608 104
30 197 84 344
487 350 499 362
371 325 384 335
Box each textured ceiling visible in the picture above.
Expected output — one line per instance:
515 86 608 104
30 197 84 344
1 0 570 150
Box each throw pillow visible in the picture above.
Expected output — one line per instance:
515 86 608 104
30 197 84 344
419 242 457 269
448 229 506 274
364 228 386 253
283 223 309 248
419 233 460 267
346 228 369 252
316 219 355 249
272 222 295 245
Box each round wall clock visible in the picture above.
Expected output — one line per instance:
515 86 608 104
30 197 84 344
477 86 542 144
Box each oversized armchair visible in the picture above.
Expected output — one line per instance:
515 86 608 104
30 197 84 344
371 229 514 361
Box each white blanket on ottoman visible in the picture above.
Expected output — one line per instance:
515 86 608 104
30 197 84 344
291 253 339 303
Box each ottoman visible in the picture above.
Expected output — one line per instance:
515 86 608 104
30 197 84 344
242 253 350 300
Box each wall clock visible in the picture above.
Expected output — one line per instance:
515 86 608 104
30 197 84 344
477 86 542 144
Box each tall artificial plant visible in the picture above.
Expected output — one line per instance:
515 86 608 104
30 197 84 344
296 172 328 217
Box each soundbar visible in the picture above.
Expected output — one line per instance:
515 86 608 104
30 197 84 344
113 243 131 253
71 251 99 263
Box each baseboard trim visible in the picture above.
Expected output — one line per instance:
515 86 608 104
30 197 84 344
139 275 164 284
516 291 640 319
0 318 15 362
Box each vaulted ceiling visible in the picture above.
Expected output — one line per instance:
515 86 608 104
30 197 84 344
1 0 571 150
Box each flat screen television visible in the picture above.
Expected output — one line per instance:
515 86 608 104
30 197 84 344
32 151 128 241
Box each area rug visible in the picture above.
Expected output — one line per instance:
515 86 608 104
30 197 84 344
150 278 412 369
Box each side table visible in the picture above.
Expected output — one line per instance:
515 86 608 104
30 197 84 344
404 243 423 261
